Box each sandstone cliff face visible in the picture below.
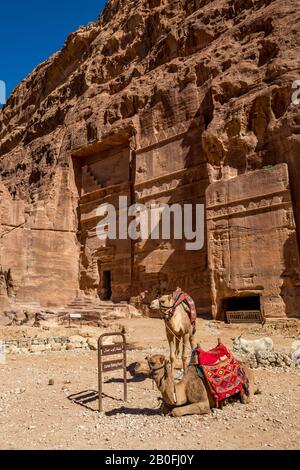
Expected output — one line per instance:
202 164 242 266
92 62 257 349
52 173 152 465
0 0 300 317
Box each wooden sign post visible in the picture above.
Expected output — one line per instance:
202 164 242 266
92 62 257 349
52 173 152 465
98 333 127 412
66 313 82 328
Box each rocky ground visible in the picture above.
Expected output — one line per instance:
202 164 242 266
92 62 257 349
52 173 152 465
0 317 299 450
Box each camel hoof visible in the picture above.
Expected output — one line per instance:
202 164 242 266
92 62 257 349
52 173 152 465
239 390 250 405
160 403 172 416
171 408 180 417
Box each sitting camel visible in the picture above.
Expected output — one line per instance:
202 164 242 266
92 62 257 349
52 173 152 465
150 289 196 374
135 354 255 417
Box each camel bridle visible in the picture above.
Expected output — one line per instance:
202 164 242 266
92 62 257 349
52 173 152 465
148 360 170 388
148 361 168 377
157 296 184 344
158 298 176 320
158 292 183 321
148 359 177 405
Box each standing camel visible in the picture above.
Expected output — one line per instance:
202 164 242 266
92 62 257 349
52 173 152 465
150 290 196 374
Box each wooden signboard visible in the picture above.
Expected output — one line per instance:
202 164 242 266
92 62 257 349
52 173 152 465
102 359 124 372
98 333 127 412
70 313 82 319
66 313 82 328
101 343 124 356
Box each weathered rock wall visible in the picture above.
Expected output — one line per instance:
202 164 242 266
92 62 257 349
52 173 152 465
0 0 300 315
207 163 300 319
0 170 80 309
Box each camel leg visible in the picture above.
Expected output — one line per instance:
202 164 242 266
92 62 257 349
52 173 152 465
240 388 250 404
171 401 211 417
168 335 176 376
245 373 255 403
182 333 190 371
239 365 255 404
160 402 173 416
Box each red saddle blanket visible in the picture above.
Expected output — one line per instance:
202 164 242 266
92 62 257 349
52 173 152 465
197 344 230 365
172 291 197 324
197 344 245 406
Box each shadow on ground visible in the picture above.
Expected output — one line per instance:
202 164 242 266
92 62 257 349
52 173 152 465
105 405 161 417
68 389 125 411
68 389 162 416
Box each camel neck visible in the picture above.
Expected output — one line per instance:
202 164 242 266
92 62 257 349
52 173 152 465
165 304 187 333
152 366 176 405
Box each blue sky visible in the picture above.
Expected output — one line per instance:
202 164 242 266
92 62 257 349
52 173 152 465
0 1 107 100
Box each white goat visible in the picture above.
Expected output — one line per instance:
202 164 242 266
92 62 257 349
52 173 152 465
232 335 273 355
291 340 300 364
291 340 300 351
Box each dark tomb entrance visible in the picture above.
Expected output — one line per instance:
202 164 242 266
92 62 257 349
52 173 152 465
222 295 264 324
102 270 112 301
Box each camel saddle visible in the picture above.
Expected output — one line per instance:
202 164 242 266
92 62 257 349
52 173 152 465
193 343 248 407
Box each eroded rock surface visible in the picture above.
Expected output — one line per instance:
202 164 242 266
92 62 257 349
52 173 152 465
0 0 300 318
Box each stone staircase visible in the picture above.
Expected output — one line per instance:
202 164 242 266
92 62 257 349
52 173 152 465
87 166 102 187
5 296 140 326
59 296 131 323
82 166 102 194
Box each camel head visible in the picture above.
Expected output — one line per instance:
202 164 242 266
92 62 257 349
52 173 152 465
150 298 160 310
134 355 169 376
127 361 150 379
134 359 151 375
150 294 174 320
146 354 169 374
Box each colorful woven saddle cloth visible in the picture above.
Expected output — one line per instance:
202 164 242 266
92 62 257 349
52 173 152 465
194 344 245 406
172 291 196 324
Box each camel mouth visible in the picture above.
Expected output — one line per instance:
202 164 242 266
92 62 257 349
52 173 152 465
133 360 151 375
150 299 160 310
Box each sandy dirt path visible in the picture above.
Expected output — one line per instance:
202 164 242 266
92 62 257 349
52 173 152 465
0 318 299 450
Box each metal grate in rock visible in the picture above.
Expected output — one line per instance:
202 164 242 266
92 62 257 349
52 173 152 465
226 310 265 325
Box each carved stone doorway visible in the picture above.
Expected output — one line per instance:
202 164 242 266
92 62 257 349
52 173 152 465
98 260 112 301
102 270 112 301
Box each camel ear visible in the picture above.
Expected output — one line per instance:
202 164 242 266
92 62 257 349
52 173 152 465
160 356 165 364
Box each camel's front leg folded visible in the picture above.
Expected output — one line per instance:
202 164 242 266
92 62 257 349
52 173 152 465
171 401 211 417
160 401 174 416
